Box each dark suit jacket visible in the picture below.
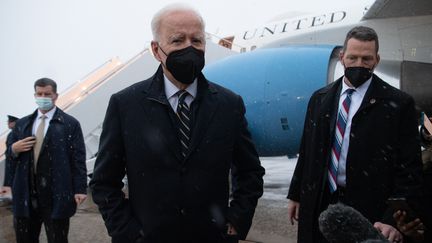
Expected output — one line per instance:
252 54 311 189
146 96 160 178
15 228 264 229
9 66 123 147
288 75 423 243
3 131 14 187
90 66 265 242
6 108 87 218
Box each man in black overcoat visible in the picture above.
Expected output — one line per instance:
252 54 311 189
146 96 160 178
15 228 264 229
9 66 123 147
1 115 18 196
287 26 423 243
90 4 265 243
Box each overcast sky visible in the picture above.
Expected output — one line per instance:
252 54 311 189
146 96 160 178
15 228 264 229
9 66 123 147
0 0 373 134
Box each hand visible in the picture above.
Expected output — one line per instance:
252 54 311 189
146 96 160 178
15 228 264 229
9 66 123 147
374 222 403 243
0 186 11 196
422 117 432 140
74 194 87 205
288 199 300 225
226 223 238 235
423 129 432 141
12 136 36 154
393 210 424 242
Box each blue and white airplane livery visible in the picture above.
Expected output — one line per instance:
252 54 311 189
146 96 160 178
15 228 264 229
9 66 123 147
204 0 432 157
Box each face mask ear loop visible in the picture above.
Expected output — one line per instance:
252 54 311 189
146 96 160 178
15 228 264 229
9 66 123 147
157 43 169 69
157 43 169 57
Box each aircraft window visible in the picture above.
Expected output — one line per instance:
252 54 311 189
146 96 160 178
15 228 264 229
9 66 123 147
280 117 290 130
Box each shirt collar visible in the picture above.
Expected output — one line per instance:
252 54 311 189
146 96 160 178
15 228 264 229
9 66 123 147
341 76 372 97
163 74 197 99
37 106 56 120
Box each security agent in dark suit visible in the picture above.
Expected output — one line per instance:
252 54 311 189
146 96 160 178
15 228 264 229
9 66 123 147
90 4 264 243
287 26 423 243
0 115 19 193
6 78 87 243
1 115 19 196
7 115 19 128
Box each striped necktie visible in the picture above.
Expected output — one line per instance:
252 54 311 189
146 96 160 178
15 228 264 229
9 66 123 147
177 90 191 158
328 89 355 193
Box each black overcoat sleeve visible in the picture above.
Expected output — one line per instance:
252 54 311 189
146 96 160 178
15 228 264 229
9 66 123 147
90 95 142 242
227 95 265 239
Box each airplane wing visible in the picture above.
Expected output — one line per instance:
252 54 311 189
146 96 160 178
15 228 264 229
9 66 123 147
363 0 432 19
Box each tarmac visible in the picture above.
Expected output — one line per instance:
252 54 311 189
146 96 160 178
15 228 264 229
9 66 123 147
0 157 298 243
0 197 297 243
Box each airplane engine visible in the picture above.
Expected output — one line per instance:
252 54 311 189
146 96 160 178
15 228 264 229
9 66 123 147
203 45 342 157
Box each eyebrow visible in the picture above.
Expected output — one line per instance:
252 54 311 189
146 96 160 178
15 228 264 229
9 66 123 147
167 33 205 40
167 34 184 40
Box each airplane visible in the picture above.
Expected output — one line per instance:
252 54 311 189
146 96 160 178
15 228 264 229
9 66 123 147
204 0 432 157
0 0 431 184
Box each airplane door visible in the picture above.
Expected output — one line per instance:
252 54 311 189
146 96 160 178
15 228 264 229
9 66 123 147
401 61 432 116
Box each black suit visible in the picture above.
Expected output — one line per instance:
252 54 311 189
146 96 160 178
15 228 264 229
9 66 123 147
90 66 265 243
288 75 423 243
3 131 14 187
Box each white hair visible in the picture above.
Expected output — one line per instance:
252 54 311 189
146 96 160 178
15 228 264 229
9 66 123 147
151 3 205 41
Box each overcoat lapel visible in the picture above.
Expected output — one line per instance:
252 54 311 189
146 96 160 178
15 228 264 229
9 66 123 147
137 68 220 162
355 75 385 115
39 109 64 156
319 79 342 145
18 110 38 174
24 111 37 138
139 67 183 162
186 77 218 160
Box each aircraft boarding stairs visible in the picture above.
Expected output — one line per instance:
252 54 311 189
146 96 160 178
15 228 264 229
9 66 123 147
0 40 236 185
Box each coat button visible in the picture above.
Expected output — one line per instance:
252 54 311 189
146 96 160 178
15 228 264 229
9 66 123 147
180 208 186 215
180 167 187 174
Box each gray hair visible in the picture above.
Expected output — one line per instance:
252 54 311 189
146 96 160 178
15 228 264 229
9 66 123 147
151 3 205 41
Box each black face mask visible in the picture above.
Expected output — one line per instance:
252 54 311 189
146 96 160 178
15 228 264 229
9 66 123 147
344 66 373 88
159 45 205 84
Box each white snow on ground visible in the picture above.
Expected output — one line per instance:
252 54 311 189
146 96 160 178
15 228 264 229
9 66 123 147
260 156 297 201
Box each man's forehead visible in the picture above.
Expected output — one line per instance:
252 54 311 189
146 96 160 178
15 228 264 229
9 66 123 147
35 86 54 92
347 38 376 47
166 31 204 39
160 25 204 42
345 39 376 52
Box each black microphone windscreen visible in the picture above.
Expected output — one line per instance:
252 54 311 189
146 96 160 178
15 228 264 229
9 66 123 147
318 203 389 243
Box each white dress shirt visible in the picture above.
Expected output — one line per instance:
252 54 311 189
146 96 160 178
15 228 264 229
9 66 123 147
336 78 372 187
32 107 56 137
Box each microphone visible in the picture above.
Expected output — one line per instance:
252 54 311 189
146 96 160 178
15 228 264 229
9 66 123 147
318 203 389 243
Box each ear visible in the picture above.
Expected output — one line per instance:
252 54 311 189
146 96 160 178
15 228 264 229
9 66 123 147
376 53 380 66
151 41 162 62
51 93 59 105
339 51 344 65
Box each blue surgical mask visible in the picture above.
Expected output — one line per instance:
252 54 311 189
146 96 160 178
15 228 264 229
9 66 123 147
35 97 54 111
